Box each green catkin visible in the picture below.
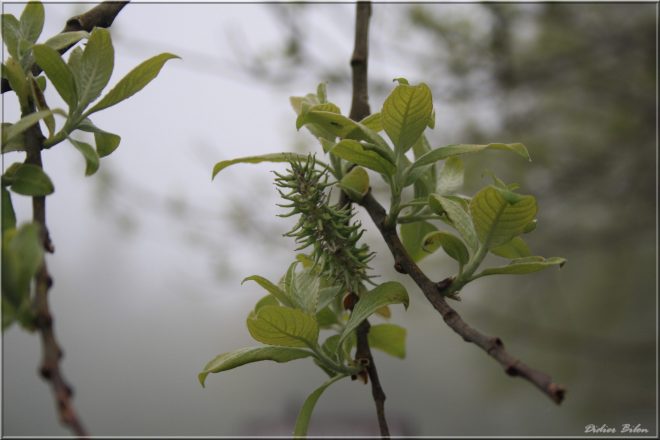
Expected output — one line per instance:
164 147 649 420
274 155 373 292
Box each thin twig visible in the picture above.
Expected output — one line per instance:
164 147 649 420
358 190 566 404
8 2 131 436
346 2 391 438
23 121 88 436
1 1 129 94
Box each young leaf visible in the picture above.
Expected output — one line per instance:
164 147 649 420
19 1 44 43
32 44 78 108
247 305 319 348
490 236 532 259
1 223 44 306
409 143 530 174
254 294 280 313
429 194 479 252
289 267 321 314
242 275 295 308
338 165 370 202
411 135 436 198
293 375 346 437
8 163 54 196
421 231 470 266
87 53 179 114
212 153 315 180
1 187 16 232
198 346 314 388
1 109 52 149
1 14 21 59
68 137 100 176
469 186 537 249
330 139 395 176
382 81 433 153
28 76 55 137
76 119 121 157
400 221 437 263
4 57 31 104
1 123 24 153
296 109 392 155
76 27 114 109
360 112 383 132
368 323 407 359
474 256 566 278
43 31 89 51
438 157 464 194
339 281 409 348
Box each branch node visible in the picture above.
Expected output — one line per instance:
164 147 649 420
394 261 407 274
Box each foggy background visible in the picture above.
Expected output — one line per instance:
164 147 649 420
1 2 656 437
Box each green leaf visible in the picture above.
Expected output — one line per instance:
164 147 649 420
293 375 346 437
19 1 44 43
368 324 407 359
67 46 83 84
1 187 16 232
296 109 392 156
2 14 21 59
76 27 114 109
2 223 43 307
254 294 280 313
316 285 341 313
411 135 436 198
242 275 295 308
33 44 78 108
330 139 395 176
360 112 383 132
28 76 55 137
490 236 532 259
438 157 464 194
8 163 54 196
409 143 530 174
198 346 313 388
400 220 437 262
421 231 470 266
247 305 319 348
68 137 99 176
3 58 29 110
88 53 179 114
339 166 369 202
1 109 52 150
76 118 121 157
43 30 88 52
1 123 24 152
429 194 479 252
288 267 321 314
470 186 537 249
212 153 315 180
475 256 567 278
382 82 433 153
339 281 409 348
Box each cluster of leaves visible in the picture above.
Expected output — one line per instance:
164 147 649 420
1 1 178 330
202 154 409 436
203 78 565 435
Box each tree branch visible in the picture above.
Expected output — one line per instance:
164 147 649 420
349 1 372 122
9 2 131 436
358 190 566 405
24 119 88 437
1 1 129 94
345 2 391 437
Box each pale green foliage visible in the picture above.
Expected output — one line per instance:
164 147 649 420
1 1 177 331
205 77 564 435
